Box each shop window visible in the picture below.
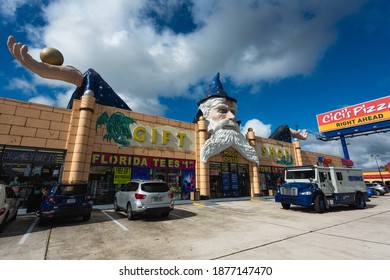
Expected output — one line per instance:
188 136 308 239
0 147 65 207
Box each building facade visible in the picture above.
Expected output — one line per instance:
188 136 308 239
0 93 348 205
363 171 390 186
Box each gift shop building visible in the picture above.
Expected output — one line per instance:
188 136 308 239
0 71 347 204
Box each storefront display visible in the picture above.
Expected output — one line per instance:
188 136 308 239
0 146 65 206
258 165 285 196
89 152 195 203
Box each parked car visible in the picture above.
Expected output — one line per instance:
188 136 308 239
365 186 374 198
38 183 93 226
0 184 20 232
114 179 174 220
366 183 389 196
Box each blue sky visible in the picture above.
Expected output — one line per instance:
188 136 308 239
1 0 389 171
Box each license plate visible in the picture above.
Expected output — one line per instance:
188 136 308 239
153 196 162 202
67 198 76 203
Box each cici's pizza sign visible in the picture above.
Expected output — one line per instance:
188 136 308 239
316 96 390 133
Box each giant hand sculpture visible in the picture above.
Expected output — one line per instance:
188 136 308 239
7 35 84 87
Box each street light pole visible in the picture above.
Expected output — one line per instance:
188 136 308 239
371 154 384 184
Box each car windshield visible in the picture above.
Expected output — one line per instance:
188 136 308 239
141 183 169 193
285 170 315 180
55 185 88 195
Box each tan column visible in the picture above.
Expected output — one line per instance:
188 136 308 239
67 90 95 183
293 139 303 166
246 128 260 197
197 116 210 198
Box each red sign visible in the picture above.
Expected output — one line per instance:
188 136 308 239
316 96 390 133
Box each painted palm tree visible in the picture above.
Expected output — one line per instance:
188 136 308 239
96 112 137 146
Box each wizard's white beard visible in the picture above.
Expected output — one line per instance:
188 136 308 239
201 119 259 165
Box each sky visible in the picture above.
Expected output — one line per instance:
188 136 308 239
0 0 389 171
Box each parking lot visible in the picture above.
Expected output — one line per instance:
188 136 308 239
1 195 390 260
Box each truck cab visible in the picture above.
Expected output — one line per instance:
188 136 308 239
275 165 368 213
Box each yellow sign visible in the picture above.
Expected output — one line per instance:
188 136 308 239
223 151 239 162
113 167 131 184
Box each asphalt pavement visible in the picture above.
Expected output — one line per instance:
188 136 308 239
2 195 390 260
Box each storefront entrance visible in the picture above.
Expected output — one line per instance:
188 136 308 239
209 162 249 198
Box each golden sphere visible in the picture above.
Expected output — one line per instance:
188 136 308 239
39 47 64 66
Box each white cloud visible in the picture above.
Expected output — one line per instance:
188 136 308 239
301 133 390 171
28 95 55 106
5 78 36 94
13 0 364 115
241 119 272 138
0 0 29 18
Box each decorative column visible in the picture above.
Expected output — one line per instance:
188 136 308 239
197 116 210 199
67 90 95 183
293 139 303 166
246 128 260 197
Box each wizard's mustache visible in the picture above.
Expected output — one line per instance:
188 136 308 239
208 119 240 134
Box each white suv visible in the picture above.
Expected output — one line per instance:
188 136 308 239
114 179 174 220
0 184 20 232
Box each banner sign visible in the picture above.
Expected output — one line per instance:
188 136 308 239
2 150 58 163
113 167 131 184
91 153 195 170
316 96 390 133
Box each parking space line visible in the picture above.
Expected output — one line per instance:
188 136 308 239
18 217 38 245
101 210 128 231
192 202 205 207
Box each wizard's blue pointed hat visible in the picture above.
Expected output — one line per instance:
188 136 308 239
193 72 237 123
197 72 237 105
67 68 131 110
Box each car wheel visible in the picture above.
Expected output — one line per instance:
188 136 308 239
0 213 9 233
314 194 325 213
355 193 366 209
82 212 91 221
161 212 170 218
114 199 120 211
126 203 135 220
281 203 291 210
10 208 18 221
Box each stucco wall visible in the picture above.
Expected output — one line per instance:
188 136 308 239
0 97 71 150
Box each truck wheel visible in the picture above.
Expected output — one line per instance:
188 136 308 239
281 203 290 210
314 195 325 213
355 193 366 209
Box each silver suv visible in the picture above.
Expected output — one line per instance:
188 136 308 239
114 179 174 220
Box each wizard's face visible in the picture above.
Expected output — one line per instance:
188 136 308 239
209 100 237 127
202 98 240 134
199 97 259 164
